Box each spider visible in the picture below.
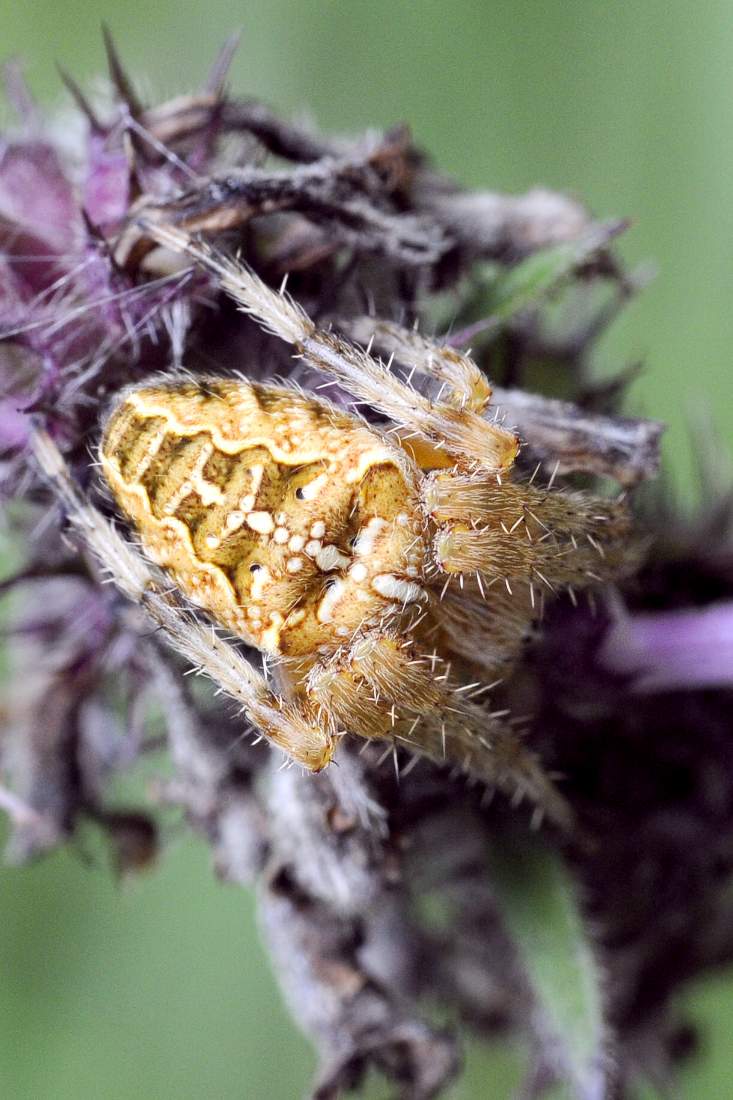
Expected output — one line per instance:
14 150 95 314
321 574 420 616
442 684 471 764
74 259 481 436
31 219 635 831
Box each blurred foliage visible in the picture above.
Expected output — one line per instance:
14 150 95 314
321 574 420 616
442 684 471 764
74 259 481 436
487 837 606 1098
2 2 733 1097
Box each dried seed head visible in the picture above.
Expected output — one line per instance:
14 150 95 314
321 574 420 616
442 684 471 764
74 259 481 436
5 35 728 1100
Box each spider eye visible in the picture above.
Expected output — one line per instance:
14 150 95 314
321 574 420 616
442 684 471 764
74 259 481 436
295 487 305 500
249 563 262 573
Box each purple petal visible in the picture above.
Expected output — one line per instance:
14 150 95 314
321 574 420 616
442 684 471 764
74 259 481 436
0 343 44 450
0 398 31 449
600 599 733 692
0 141 79 252
0 215 69 303
84 136 130 227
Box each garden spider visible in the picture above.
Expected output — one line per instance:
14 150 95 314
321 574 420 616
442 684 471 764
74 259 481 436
32 220 634 831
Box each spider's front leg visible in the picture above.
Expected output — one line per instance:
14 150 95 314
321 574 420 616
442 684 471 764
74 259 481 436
302 628 572 829
424 469 636 597
30 428 338 773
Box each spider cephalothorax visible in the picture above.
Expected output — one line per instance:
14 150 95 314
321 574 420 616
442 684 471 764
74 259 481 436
32 219 636 830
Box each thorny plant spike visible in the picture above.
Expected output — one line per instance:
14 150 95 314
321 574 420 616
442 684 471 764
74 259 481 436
3 34 733 1100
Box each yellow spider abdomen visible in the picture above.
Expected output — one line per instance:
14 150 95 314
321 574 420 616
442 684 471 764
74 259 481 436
100 378 426 658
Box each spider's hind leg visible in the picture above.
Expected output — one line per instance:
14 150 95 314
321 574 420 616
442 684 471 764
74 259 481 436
412 703 573 831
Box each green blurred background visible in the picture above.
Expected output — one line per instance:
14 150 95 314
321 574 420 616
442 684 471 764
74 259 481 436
2 2 732 1097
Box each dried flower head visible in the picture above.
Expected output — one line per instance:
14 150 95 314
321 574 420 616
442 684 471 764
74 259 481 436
2 33 731 1100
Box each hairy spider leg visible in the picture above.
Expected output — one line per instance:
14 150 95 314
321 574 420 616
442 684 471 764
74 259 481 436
301 627 572 829
424 470 635 595
345 317 494 414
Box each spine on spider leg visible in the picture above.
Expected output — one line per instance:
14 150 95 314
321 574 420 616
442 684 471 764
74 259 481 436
425 471 632 535
137 219 313 345
137 219 519 471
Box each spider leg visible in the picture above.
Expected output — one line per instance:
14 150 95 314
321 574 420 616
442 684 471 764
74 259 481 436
30 428 337 772
303 627 572 829
422 583 536 675
137 220 519 472
424 468 637 592
343 316 493 414
409 703 572 831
